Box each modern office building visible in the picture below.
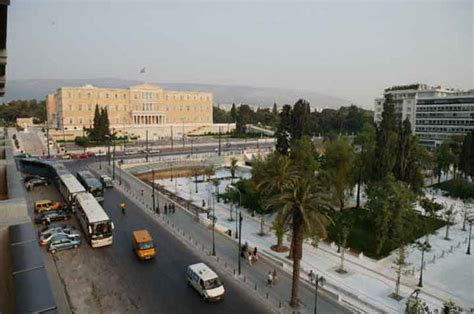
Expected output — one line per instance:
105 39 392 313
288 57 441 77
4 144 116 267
374 84 474 149
415 89 474 148
0 0 10 97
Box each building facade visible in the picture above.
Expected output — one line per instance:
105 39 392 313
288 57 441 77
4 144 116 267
415 90 474 148
47 83 213 131
0 0 10 97
374 84 474 149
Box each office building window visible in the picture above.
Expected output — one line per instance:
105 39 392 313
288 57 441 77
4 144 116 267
88 93 91 98
106 93 109 98
123 94 127 99
68 105 72 111
116 105 119 111
115 94 118 98
69 118 73 124
78 104 82 111
88 104 92 111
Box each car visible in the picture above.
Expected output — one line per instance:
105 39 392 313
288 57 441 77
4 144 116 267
34 199 62 213
61 154 71 160
15 153 32 158
39 224 77 237
100 175 113 188
39 230 80 246
47 234 81 254
23 175 48 183
25 178 49 190
34 210 70 225
124 150 137 155
95 150 106 157
79 152 89 159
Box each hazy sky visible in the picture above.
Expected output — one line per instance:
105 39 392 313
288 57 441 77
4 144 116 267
7 0 473 106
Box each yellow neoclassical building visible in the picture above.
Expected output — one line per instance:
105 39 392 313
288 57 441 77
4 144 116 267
47 83 213 131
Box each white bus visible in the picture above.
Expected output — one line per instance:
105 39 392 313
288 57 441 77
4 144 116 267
57 171 86 211
75 192 114 247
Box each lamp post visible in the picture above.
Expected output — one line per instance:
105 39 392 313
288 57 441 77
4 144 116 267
415 240 431 287
228 184 241 239
182 119 185 149
106 135 111 165
314 275 326 314
152 168 156 214
238 212 242 275
218 127 222 156
145 129 149 162
355 145 363 209
119 160 122 185
212 193 216 256
171 125 174 151
467 216 473 255
46 121 50 158
112 141 116 180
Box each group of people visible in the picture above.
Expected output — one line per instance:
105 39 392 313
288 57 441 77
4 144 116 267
241 242 259 265
163 203 176 215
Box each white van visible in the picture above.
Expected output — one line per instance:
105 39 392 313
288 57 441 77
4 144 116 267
186 263 225 302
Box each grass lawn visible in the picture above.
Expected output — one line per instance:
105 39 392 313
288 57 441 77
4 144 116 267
432 179 474 200
327 208 447 259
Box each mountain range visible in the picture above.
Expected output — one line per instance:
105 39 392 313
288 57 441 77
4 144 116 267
2 78 353 109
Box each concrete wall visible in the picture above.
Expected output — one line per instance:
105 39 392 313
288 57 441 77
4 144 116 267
0 128 30 314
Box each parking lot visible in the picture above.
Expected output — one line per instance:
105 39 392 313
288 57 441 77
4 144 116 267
24 180 141 313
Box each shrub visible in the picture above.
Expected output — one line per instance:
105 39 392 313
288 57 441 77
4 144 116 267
434 179 474 200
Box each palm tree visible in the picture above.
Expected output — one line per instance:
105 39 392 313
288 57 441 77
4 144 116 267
267 176 332 307
229 157 238 183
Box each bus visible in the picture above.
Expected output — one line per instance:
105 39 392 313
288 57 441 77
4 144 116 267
57 171 86 211
76 170 104 203
75 192 114 247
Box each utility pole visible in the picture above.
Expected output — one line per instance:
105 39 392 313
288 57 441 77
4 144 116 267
145 129 149 162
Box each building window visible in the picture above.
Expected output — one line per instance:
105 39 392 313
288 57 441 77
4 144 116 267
88 93 91 98
79 118 82 124
69 118 73 124
187 106 190 111
106 93 109 98
123 94 127 99
166 95 169 100
116 105 119 111
68 92 71 98
115 94 118 98
68 105 72 111
88 104 92 111
78 104 82 111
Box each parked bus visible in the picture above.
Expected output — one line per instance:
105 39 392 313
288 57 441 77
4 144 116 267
57 171 86 211
75 192 113 247
76 170 104 203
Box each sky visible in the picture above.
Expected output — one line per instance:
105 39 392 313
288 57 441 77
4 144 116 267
6 0 473 106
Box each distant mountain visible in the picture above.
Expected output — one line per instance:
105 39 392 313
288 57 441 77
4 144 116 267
2 78 353 109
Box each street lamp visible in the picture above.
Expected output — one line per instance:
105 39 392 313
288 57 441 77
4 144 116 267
314 274 326 314
211 192 216 256
105 135 111 165
152 168 156 214
238 212 242 275
228 184 242 239
119 160 122 185
415 240 431 287
466 215 473 255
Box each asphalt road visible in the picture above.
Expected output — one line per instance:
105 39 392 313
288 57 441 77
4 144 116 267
66 161 270 314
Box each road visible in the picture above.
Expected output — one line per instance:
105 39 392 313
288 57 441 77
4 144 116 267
66 160 270 313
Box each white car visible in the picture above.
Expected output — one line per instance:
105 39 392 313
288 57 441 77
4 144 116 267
95 150 106 157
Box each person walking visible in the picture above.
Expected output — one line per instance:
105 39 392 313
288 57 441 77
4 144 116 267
308 270 316 284
272 269 278 285
202 200 206 208
266 271 273 286
248 253 253 266
172 204 176 214
164 204 168 214
252 247 259 262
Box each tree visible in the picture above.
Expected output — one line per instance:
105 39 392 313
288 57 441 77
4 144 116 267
391 246 407 300
395 118 413 182
87 104 101 141
267 176 333 307
442 204 457 240
373 94 398 179
419 197 443 217
459 131 474 179
272 103 278 116
460 200 473 231
230 103 237 122
449 135 465 180
436 141 455 184
354 122 376 207
291 99 311 140
323 137 355 209
275 104 292 155
442 299 462 314
229 157 238 183
235 104 253 134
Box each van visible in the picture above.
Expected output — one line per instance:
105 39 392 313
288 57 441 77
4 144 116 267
186 263 225 302
34 200 62 213
132 230 156 260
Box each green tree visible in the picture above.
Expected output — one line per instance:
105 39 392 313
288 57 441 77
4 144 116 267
392 245 407 300
436 141 455 184
87 104 101 141
267 176 332 307
275 104 293 155
373 94 398 179
289 137 319 176
449 135 465 180
323 137 356 209
291 99 311 140
354 122 376 207
229 157 238 183
230 103 237 122
235 104 253 134
459 131 474 179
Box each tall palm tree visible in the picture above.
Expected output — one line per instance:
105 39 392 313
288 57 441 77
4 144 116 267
268 176 332 308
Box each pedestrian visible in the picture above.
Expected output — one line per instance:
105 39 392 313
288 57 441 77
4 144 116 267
308 270 316 284
202 200 206 208
266 271 273 286
272 268 278 285
45 216 51 226
141 189 144 197
241 242 248 258
164 204 168 214
252 247 259 262
172 204 176 214
248 253 253 266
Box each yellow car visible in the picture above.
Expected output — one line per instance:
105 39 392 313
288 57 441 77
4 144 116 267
34 200 62 213
132 230 156 260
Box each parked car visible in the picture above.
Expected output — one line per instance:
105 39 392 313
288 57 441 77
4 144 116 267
100 175 113 188
34 210 70 225
124 150 137 155
23 175 48 183
39 224 77 237
40 230 80 246
95 150 106 157
25 178 49 190
61 154 71 160
47 234 81 253
34 199 62 213
15 153 31 158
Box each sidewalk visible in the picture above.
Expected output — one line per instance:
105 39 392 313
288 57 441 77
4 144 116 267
157 168 473 313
